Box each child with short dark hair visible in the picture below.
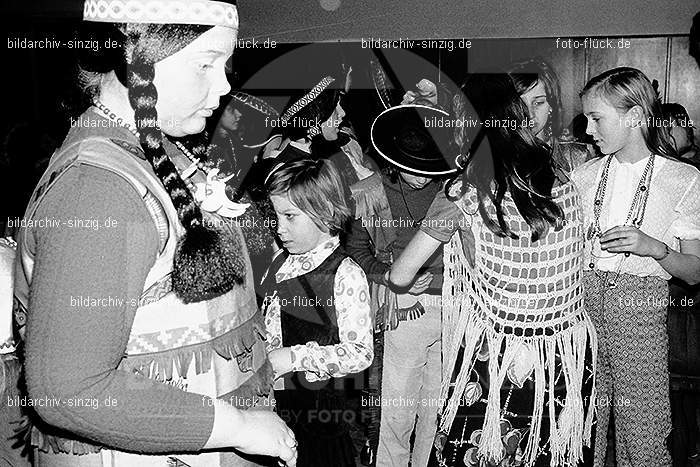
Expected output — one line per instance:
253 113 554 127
262 158 373 467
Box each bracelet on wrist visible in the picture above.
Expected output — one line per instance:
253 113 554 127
381 268 392 286
654 243 671 261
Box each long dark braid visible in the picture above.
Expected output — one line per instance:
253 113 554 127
124 24 245 303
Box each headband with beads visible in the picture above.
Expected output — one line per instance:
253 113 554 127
281 76 337 138
83 0 238 28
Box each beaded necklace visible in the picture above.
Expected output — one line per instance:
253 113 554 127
94 100 139 137
92 102 247 218
94 100 210 189
587 153 655 287
173 140 212 192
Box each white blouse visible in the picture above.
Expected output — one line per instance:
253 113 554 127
572 154 700 279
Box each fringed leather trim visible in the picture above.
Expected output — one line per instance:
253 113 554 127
375 297 426 332
211 314 267 373
5 355 100 456
221 360 274 405
31 315 270 456
120 312 267 380
32 426 103 455
350 172 390 220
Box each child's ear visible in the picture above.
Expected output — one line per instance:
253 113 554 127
628 105 646 128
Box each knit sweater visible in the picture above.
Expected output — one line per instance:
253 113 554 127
23 163 214 453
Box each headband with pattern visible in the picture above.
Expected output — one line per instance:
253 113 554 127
280 76 337 137
230 92 279 118
83 0 238 28
228 92 281 148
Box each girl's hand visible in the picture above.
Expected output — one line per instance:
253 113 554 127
400 79 438 105
599 226 666 259
400 90 419 105
269 348 293 379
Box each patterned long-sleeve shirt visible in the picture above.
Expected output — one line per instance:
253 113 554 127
264 236 373 382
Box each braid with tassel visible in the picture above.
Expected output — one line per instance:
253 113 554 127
124 24 245 303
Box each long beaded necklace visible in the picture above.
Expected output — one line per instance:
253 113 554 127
92 101 247 218
94 100 211 190
94 100 139 138
173 140 213 192
587 153 655 288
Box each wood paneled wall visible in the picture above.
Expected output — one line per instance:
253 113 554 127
231 36 699 149
461 37 700 143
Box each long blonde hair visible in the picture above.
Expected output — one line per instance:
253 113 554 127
580 67 677 159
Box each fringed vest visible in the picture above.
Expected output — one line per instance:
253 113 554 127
350 172 409 331
439 180 597 467
13 115 272 465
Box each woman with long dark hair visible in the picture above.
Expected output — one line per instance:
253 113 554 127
10 2 297 466
509 58 596 173
261 76 360 183
663 102 700 167
205 92 281 287
388 72 596 466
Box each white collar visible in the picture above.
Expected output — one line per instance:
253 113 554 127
289 139 312 154
275 236 340 283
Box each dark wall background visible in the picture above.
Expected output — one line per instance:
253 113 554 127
0 4 698 224
4 0 697 40
235 0 698 41
230 36 700 146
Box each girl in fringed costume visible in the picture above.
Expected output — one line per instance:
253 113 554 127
389 72 597 467
262 158 374 467
572 67 700 467
10 1 299 465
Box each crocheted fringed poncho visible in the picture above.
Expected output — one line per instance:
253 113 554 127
438 180 597 467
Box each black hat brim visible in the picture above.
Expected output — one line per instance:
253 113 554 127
371 104 460 176
227 92 280 148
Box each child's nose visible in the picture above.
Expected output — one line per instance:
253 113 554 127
585 120 595 136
